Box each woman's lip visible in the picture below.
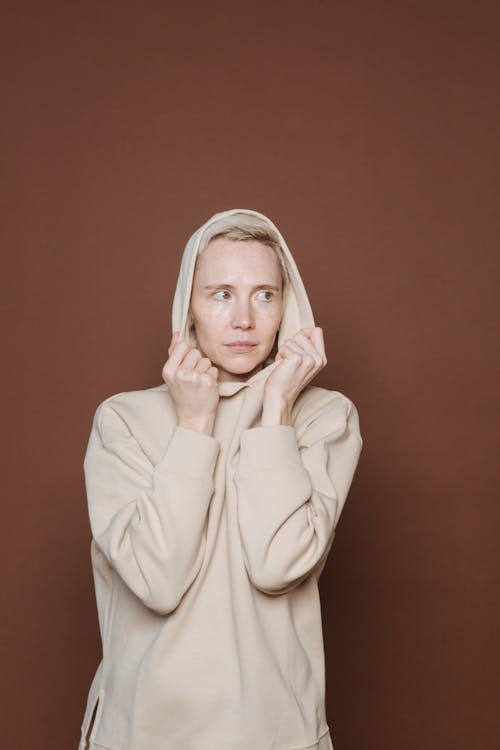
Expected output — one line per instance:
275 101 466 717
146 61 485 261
225 343 257 350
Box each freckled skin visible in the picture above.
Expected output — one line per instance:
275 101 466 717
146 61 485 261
189 238 283 383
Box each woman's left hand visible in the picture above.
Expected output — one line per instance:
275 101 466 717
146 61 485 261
262 327 327 422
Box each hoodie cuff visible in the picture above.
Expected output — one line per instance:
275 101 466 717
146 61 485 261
156 425 221 481
235 425 302 475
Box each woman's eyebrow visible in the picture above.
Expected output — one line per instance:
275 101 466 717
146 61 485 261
202 283 281 291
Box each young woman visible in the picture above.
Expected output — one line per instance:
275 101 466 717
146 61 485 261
78 208 363 750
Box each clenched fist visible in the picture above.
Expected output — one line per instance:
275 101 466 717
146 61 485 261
261 327 327 425
162 331 220 435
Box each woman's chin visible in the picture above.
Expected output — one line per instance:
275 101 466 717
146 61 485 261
215 351 266 380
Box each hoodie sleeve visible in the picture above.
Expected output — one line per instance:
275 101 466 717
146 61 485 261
83 400 220 615
233 395 363 595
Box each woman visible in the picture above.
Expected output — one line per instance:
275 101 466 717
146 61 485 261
78 208 363 750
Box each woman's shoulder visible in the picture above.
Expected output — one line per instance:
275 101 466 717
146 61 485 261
293 384 359 418
89 384 173 443
292 385 362 444
92 383 167 416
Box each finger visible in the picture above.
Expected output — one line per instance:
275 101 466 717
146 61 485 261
281 340 319 373
268 358 283 370
277 340 310 366
195 357 213 373
299 326 324 349
295 327 320 343
179 348 203 370
299 327 316 338
278 340 303 356
167 338 190 369
292 331 324 365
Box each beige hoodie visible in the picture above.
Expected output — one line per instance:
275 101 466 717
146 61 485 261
78 208 363 750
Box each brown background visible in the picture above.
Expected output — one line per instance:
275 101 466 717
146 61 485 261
2 1 499 748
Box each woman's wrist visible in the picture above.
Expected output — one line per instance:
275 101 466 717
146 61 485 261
261 394 293 426
177 416 216 436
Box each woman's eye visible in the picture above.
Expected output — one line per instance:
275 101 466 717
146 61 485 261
258 290 273 301
212 290 274 301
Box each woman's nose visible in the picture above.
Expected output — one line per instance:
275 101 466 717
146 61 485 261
232 299 254 328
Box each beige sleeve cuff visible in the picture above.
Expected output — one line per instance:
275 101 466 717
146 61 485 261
156 425 221 481
236 425 301 475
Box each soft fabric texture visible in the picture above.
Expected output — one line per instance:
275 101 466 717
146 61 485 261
78 208 363 750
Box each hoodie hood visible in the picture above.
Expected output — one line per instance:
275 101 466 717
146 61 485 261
171 208 315 397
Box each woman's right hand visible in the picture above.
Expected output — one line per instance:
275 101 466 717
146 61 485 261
162 331 220 434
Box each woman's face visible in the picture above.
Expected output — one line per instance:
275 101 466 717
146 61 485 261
189 237 284 382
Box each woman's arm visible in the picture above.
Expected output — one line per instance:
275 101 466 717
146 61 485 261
83 400 220 614
233 394 362 595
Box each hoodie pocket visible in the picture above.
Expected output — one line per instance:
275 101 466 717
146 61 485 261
81 688 105 749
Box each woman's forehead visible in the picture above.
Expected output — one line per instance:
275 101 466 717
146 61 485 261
195 239 281 279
